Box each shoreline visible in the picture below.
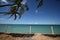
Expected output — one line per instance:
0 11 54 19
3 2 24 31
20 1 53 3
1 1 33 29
0 32 60 37
0 32 60 40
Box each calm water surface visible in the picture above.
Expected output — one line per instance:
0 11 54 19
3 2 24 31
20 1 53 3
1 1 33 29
0 24 60 34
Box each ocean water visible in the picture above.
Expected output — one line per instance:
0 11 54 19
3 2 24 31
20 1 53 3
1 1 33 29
0 24 60 34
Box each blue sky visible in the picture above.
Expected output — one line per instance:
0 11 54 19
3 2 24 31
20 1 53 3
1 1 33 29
0 0 60 24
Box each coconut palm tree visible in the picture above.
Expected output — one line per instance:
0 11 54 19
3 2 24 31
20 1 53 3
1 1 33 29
0 0 43 20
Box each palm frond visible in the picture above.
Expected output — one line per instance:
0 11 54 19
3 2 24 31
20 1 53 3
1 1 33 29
13 0 22 4
0 0 23 7
0 4 16 7
9 6 19 20
0 0 43 20
24 4 29 11
14 14 17 20
19 7 25 19
16 13 21 19
9 5 18 14
0 12 11 15
37 0 43 8
13 0 24 7
0 6 19 20
8 12 19 20
0 12 8 14
9 14 14 18
12 0 23 2
3 13 11 15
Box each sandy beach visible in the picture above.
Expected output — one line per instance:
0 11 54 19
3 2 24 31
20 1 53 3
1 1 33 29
0 32 60 40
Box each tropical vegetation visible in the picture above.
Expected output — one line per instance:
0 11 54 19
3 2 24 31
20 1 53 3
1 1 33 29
0 0 43 20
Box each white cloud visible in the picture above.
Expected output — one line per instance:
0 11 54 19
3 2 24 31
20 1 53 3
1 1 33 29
1 0 8 4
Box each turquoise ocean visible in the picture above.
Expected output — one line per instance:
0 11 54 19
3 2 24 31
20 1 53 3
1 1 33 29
0 24 60 34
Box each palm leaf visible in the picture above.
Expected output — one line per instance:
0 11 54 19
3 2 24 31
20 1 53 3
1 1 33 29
13 0 23 7
0 6 19 20
9 6 19 20
0 0 23 7
37 0 43 8
8 12 19 20
13 0 23 2
19 7 25 19
24 4 29 11
14 14 17 20
16 13 21 19
0 12 8 14
0 4 16 7
9 5 18 14
9 14 14 18
0 12 11 15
